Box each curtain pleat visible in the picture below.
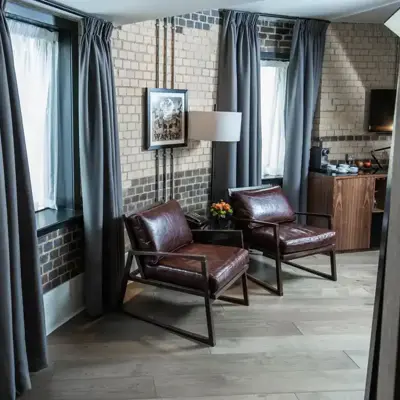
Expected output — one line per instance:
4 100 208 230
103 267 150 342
80 17 124 317
0 0 48 398
283 20 329 213
214 10 261 201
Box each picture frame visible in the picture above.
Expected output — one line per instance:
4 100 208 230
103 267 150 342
145 88 189 151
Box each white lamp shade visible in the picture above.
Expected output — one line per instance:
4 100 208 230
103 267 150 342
386 8 400 37
189 111 242 142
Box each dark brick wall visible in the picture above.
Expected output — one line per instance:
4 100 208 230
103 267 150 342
38 222 84 294
259 17 294 57
123 167 212 215
122 167 212 251
175 9 295 58
313 134 393 143
312 134 392 165
175 9 221 31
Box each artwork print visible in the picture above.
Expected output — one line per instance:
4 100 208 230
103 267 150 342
146 88 188 150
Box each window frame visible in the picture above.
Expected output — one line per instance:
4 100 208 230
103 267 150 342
5 2 81 235
260 51 291 62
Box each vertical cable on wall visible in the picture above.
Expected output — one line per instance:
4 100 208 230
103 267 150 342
162 17 169 202
171 16 175 90
163 149 167 201
154 18 161 202
163 17 168 89
162 17 168 202
170 16 176 199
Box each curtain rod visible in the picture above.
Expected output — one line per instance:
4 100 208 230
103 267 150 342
30 0 105 21
222 8 329 23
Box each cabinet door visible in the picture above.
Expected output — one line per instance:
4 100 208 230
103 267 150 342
333 177 374 251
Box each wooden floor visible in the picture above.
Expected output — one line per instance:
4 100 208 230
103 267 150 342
24 251 378 400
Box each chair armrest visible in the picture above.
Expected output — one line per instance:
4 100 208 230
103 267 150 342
129 249 208 278
294 212 333 229
233 217 279 229
232 218 280 248
192 229 244 248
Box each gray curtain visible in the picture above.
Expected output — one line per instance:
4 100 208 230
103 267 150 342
0 0 48 398
283 20 329 213
80 18 124 317
214 10 261 201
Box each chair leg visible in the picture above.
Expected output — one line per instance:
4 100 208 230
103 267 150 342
122 304 216 346
217 272 250 306
276 257 283 296
121 267 216 346
247 256 284 297
242 273 249 306
284 251 338 282
119 252 133 308
330 250 338 281
204 291 215 346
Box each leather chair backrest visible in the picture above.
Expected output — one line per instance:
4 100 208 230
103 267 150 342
231 186 295 228
124 200 193 265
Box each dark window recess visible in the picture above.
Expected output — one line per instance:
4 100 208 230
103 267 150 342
6 2 81 233
36 208 83 237
262 176 283 187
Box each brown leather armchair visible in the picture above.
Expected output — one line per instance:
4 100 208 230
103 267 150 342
230 186 337 296
120 200 249 347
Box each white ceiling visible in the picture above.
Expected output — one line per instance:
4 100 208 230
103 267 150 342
50 0 256 24
51 0 400 24
235 0 400 23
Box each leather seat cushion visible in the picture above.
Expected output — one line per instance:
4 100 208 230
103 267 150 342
144 243 249 294
251 223 336 254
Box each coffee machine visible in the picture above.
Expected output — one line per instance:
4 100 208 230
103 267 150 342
310 146 330 171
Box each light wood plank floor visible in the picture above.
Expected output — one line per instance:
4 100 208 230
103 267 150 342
23 251 378 400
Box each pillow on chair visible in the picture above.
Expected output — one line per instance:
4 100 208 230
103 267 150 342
231 186 296 228
129 200 193 265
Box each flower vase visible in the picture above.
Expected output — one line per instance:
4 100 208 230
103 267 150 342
211 217 230 230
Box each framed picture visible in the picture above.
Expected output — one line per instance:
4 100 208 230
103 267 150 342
145 88 188 150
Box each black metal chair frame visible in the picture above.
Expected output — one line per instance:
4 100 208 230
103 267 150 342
235 212 337 296
120 226 249 347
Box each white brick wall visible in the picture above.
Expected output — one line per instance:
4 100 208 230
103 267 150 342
111 20 218 190
314 23 397 162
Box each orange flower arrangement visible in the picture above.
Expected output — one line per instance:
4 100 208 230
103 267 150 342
210 200 233 219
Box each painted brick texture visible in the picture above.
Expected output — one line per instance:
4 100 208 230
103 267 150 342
314 23 397 163
38 223 83 293
111 19 217 216
112 12 294 216
176 10 294 59
258 17 294 56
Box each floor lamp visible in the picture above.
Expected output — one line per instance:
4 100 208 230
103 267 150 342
188 111 242 202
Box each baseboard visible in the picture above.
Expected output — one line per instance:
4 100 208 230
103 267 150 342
43 273 85 335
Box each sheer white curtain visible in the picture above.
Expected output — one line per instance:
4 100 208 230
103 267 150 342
260 60 288 177
9 20 59 211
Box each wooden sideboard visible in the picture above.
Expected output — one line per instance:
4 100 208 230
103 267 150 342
308 172 387 252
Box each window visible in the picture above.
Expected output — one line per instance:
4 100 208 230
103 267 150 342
6 3 80 223
9 20 59 211
260 60 288 177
